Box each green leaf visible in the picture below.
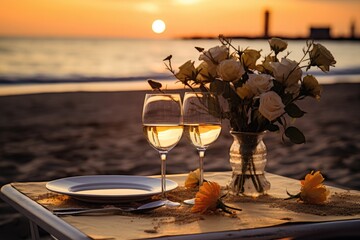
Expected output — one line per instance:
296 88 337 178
195 47 205 52
267 123 279 132
271 80 284 95
210 79 225 96
285 126 306 144
163 55 172 61
284 190 301 200
282 93 293 105
285 103 305 118
147 79 162 90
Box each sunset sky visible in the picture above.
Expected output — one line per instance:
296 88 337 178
0 0 359 39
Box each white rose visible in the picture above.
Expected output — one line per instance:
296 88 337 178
199 45 228 64
270 58 302 94
259 91 285 121
196 61 209 82
309 43 336 72
196 61 217 81
236 85 253 99
286 83 300 96
207 61 218 77
246 74 273 95
268 38 288 53
257 54 276 74
241 49 261 69
217 59 245 82
302 74 322 100
175 60 196 82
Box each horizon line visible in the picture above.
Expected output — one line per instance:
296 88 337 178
1 34 359 41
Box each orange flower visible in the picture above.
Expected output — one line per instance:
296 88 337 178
191 181 241 214
300 171 330 204
191 181 221 213
185 169 201 189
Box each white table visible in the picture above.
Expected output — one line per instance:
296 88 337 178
1 172 360 240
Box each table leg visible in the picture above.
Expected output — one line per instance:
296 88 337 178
29 220 40 240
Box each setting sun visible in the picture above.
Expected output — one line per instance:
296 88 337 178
152 19 166 34
0 1 359 38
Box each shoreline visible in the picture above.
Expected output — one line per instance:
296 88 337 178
0 80 180 96
0 75 360 96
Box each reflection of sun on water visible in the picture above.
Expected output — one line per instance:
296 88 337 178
152 19 166 34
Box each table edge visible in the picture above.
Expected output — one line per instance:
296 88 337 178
0 184 90 240
150 219 360 239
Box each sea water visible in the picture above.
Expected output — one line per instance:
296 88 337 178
0 37 359 95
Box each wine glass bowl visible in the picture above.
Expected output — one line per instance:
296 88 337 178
183 92 222 200
187 124 222 150
143 125 183 152
142 93 183 207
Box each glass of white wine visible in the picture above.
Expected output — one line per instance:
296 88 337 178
142 93 183 207
183 92 221 204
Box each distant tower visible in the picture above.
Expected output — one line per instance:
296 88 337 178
264 10 270 38
350 20 356 39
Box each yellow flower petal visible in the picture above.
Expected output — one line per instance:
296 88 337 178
301 186 330 204
300 171 330 204
184 169 201 189
301 171 325 190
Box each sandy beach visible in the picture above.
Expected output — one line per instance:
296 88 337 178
1 83 359 239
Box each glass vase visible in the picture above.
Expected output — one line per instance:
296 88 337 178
228 131 270 197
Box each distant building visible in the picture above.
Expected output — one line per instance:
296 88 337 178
264 10 270 38
309 27 331 39
350 20 356 38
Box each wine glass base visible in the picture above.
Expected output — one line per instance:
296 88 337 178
183 198 195 205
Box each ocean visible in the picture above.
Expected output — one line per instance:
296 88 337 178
0 37 359 95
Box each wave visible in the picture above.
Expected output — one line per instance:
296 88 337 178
0 67 359 85
307 67 360 76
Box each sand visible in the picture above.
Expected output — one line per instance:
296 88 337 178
0 83 359 239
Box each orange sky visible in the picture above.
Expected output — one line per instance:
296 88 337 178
0 0 359 38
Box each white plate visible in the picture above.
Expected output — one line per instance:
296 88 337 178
46 175 178 203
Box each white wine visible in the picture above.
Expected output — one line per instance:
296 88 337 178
187 124 221 149
143 125 184 152
142 93 183 206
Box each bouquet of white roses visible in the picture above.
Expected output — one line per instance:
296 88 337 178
157 35 336 144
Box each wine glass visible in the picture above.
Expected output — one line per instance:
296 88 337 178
183 92 222 204
142 93 183 207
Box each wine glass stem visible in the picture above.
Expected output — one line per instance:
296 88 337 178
159 151 167 200
198 149 205 186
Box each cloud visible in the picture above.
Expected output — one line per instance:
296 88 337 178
172 0 202 5
134 2 160 14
